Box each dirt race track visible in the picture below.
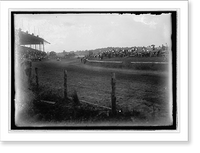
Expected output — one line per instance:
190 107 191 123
31 57 172 126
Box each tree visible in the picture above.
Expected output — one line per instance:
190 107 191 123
49 51 57 58
89 50 93 56
151 44 155 50
63 50 67 56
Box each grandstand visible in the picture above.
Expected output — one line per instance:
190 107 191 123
16 28 50 61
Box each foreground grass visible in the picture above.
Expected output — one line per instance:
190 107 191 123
16 58 172 126
18 83 149 126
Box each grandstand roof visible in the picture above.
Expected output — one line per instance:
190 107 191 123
17 29 50 45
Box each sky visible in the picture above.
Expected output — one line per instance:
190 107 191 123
15 13 171 52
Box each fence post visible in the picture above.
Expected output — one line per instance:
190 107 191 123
111 72 116 116
64 70 67 100
35 67 39 89
72 90 79 106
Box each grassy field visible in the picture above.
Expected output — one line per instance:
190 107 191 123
19 56 172 126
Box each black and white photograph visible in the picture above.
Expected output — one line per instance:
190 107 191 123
0 0 191 144
11 10 176 130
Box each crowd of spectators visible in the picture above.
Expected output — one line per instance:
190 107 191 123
89 45 168 60
19 46 47 61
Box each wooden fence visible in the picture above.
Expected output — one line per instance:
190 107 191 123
86 59 122 64
32 67 117 116
86 59 168 65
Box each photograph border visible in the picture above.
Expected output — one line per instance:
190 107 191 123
11 10 177 131
0 0 191 144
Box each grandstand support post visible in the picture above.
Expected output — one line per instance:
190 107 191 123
43 42 45 52
111 72 116 116
64 70 67 101
35 67 39 89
